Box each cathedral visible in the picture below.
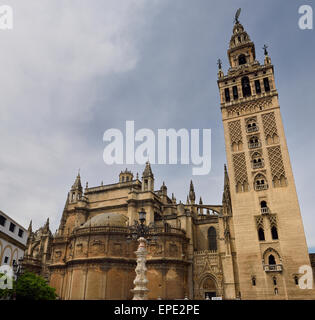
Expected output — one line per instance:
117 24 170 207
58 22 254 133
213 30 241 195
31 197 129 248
23 15 315 300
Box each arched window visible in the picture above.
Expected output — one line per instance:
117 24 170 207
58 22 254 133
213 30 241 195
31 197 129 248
255 80 261 94
252 277 256 286
232 86 238 100
255 174 268 191
208 227 217 251
246 118 258 133
238 54 247 65
258 228 265 241
242 76 252 97
261 201 267 208
248 122 256 130
269 254 276 265
252 152 264 169
249 136 259 144
225 88 231 102
248 136 260 149
263 77 270 92
253 158 262 166
273 277 277 286
294 276 299 285
271 226 279 240
260 201 268 214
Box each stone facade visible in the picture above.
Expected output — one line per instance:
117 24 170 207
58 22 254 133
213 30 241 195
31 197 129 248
0 211 28 267
217 19 315 299
22 218 52 279
24 164 229 300
23 17 315 300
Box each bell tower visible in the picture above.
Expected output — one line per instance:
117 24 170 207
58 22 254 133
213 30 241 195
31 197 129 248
217 12 314 299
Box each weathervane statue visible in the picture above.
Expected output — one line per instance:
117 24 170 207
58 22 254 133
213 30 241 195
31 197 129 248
234 8 241 24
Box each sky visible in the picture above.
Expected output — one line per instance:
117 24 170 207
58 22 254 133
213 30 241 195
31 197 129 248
0 1 314 250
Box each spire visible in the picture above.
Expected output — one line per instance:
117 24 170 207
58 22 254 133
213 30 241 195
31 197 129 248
142 161 154 178
224 164 230 187
222 165 232 214
186 196 190 204
189 180 196 204
43 218 50 233
28 220 32 233
199 197 204 215
160 181 167 197
71 171 82 191
228 11 256 69
141 161 154 191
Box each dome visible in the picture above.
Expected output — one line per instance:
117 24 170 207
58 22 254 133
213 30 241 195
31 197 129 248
81 212 128 228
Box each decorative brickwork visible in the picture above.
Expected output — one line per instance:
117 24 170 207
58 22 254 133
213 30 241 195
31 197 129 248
255 216 264 229
262 112 278 140
232 153 248 184
267 146 286 180
268 214 277 228
228 120 242 144
226 97 273 118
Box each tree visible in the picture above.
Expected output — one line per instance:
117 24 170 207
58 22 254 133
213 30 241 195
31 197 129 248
0 272 14 300
15 272 57 300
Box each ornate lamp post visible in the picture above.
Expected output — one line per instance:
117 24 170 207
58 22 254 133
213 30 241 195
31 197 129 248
128 208 153 300
12 257 23 280
12 257 23 300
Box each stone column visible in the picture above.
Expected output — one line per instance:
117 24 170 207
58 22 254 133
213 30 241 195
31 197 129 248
131 237 149 300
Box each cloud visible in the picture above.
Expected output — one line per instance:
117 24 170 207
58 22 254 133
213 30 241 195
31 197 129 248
0 0 164 230
0 0 315 252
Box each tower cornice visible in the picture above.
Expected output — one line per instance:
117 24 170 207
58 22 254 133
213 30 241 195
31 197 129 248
218 63 274 84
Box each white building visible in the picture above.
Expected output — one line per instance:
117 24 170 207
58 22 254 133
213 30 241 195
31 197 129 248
0 211 28 267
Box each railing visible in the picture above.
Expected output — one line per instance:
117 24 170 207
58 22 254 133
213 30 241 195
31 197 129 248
263 264 283 272
194 250 217 255
255 184 268 191
150 226 186 236
252 162 264 169
261 207 269 215
74 226 129 236
22 256 42 266
71 225 186 237
53 235 69 242
197 214 219 220
248 142 261 149
86 180 136 193
247 126 259 133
